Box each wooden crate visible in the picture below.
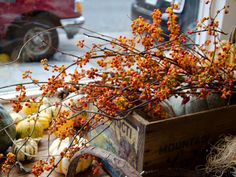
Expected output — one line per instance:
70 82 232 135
87 104 236 173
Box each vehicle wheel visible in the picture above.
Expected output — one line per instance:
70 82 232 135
11 19 59 62
10 44 29 63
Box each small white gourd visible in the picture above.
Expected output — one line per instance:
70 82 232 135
13 138 38 161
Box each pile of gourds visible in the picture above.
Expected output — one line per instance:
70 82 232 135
0 95 93 175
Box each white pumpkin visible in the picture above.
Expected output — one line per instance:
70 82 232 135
38 94 85 121
41 97 52 106
13 138 38 161
165 94 226 117
35 96 53 106
49 137 93 175
49 104 74 119
40 104 69 120
37 97 61 121
39 104 54 121
10 112 23 124
62 93 84 106
61 93 86 113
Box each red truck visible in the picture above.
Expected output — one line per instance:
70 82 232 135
0 0 85 62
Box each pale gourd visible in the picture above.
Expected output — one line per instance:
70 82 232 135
50 105 72 119
16 118 44 138
42 94 84 121
37 96 64 120
50 105 60 118
62 94 85 112
40 104 67 120
36 96 52 106
62 93 84 106
165 94 226 117
39 104 53 121
13 138 38 161
49 137 93 175
10 112 23 124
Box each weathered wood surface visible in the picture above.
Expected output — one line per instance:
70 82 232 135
2 102 111 177
6 134 62 177
67 146 142 177
7 135 110 177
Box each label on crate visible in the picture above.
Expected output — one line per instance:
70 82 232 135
113 119 139 153
88 118 139 169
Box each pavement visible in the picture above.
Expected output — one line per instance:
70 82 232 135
0 0 134 92
0 30 133 93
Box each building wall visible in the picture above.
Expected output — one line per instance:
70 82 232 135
196 0 236 46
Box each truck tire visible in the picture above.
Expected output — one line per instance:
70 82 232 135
11 19 59 62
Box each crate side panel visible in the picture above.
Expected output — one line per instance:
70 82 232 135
142 105 236 170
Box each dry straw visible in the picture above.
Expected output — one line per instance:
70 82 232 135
206 135 236 177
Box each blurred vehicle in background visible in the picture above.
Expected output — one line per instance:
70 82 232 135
0 0 84 62
131 0 200 38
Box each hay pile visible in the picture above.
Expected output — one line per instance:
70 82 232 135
206 136 236 177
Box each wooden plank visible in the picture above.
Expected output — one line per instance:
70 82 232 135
142 104 236 170
7 134 62 177
128 112 147 172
